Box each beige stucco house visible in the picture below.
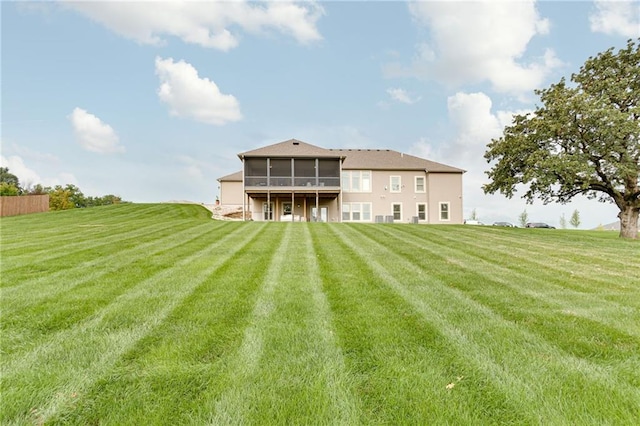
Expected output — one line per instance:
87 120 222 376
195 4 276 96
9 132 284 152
217 139 465 223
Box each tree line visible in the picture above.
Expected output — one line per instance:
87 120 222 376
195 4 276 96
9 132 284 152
0 167 124 211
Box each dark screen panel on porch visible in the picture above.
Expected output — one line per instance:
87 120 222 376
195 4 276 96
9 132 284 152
245 158 267 176
294 159 315 177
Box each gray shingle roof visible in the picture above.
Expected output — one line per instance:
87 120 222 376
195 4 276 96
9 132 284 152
229 139 464 174
333 149 465 173
238 139 341 159
217 171 242 182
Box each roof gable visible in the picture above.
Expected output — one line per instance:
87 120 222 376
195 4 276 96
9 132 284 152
238 139 341 159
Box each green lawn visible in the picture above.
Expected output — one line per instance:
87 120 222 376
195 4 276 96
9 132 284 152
1 204 639 425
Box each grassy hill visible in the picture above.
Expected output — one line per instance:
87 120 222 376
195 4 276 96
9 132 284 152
1 204 638 424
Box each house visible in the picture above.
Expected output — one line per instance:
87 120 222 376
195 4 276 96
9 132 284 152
217 139 465 223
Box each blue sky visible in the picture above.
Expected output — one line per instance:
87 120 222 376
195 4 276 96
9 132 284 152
2 1 638 228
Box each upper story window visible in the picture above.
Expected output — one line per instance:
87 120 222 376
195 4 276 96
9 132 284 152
342 170 371 192
415 176 425 193
390 176 401 193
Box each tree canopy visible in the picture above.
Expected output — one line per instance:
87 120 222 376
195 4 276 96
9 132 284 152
0 167 21 195
484 39 640 239
0 168 123 210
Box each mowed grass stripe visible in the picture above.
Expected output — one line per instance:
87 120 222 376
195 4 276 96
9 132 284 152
335 224 640 424
387 225 640 339
424 225 636 283
404 225 632 297
0 204 180 256
1 222 235 357
1 220 231 310
1 216 211 277
210 224 359 425
1 222 265 425
46 223 283 425
360 224 640 391
309 224 523 424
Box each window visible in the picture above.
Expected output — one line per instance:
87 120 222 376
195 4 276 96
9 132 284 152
362 203 371 221
342 203 372 222
390 176 401 193
415 176 425 193
342 171 372 192
351 173 360 192
342 204 350 221
417 203 426 220
361 171 371 192
392 203 402 221
439 202 450 221
352 203 361 221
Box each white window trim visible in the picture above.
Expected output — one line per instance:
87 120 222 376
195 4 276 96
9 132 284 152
416 203 427 221
414 176 426 193
390 176 401 193
342 170 372 193
392 203 402 221
341 202 373 222
439 202 450 221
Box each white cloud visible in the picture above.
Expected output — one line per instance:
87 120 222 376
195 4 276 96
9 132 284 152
413 92 522 168
63 1 324 51
386 88 421 104
590 0 640 37
68 108 125 154
387 1 560 94
155 57 242 126
1 155 42 188
0 154 78 188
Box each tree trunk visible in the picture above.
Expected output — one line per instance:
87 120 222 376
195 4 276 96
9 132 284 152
618 205 639 239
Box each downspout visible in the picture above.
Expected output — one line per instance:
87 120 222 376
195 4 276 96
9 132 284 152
338 156 343 222
242 156 246 221
424 168 429 223
267 158 271 222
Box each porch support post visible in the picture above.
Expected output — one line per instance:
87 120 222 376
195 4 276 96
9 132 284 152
316 190 319 222
267 191 270 222
292 191 295 222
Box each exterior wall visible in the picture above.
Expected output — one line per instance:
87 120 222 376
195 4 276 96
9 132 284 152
0 195 49 217
219 180 244 207
426 172 463 224
342 170 430 223
341 169 463 224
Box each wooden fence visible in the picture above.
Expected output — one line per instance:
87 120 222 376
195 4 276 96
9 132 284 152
0 195 49 217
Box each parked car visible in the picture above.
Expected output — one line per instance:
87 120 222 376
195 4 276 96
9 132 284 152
464 220 484 225
525 222 555 229
492 222 514 227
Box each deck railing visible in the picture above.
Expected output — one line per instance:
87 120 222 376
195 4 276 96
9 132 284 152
245 176 340 187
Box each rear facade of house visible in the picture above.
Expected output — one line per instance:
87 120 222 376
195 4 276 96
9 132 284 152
217 139 465 224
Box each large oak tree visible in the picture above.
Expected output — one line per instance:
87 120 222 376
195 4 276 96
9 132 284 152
484 39 639 239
